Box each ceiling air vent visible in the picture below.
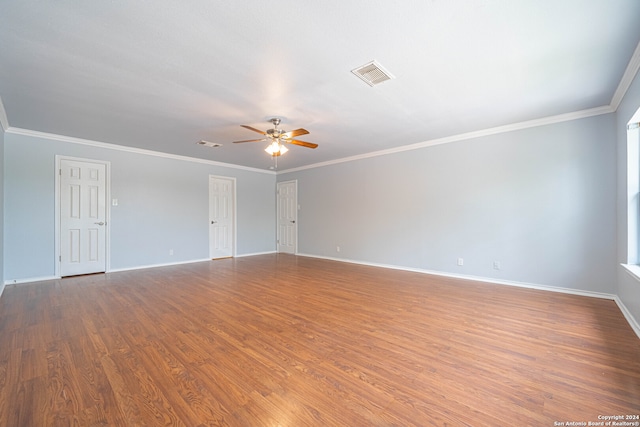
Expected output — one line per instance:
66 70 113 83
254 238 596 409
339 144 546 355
196 140 222 148
351 60 395 87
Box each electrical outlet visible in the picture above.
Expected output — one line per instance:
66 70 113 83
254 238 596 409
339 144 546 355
493 261 501 270
169 249 174 256
457 258 464 266
336 246 341 252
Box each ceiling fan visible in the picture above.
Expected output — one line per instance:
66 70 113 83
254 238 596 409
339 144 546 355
233 118 318 157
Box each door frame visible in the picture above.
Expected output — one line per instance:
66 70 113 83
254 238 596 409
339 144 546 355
54 155 111 278
277 180 298 254
209 175 237 259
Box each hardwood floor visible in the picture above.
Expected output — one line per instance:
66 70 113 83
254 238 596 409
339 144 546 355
0 254 639 426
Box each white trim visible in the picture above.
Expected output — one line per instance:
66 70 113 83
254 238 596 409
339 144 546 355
0 102 623 178
235 251 277 258
298 252 617 299
299 255 640 339
626 123 640 263
4 253 637 339
278 105 614 174
0 283 5 298
0 97 8 131
7 127 275 175
614 295 640 339
4 275 60 285
2 255 273 284
107 258 211 273
616 264 640 337
622 263 640 283
2 43 639 177
611 40 640 111
55 155 111 277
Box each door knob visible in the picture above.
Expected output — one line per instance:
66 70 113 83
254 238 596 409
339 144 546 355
94 222 105 226
211 220 217 224
290 220 296 224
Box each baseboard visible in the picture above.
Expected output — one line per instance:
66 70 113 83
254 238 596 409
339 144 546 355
2 260 214 285
300 253 640 337
4 253 637 339
614 296 640 339
235 251 277 258
3 275 61 286
0 254 275 287
107 258 211 273
297 252 618 300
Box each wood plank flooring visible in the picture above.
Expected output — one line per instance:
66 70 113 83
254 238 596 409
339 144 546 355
0 254 639 426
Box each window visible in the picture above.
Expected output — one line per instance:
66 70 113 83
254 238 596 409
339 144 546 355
625 107 640 277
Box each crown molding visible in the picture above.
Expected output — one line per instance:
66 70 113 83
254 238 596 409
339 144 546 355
0 97 9 132
6 127 275 175
611 39 640 111
278 41 640 175
1 102 619 177
5 42 640 175
278 105 614 174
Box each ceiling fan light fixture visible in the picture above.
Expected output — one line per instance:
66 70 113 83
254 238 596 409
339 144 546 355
265 140 288 156
234 119 315 161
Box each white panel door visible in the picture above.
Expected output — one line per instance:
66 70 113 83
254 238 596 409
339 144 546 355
209 176 235 259
277 181 297 254
60 159 107 276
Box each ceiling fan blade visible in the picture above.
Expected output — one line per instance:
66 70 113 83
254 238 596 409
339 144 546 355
281 128 309 139
233 138 267 143
288 139 318 149
240 125 267 135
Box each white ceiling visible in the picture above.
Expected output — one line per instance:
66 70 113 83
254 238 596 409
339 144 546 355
1 1 639 171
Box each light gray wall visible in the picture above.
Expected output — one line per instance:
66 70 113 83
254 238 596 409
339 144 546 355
4 132 276 282
616 67 640 326
279 113 617 293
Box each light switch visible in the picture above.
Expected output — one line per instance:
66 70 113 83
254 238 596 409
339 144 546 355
112 198 118 206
